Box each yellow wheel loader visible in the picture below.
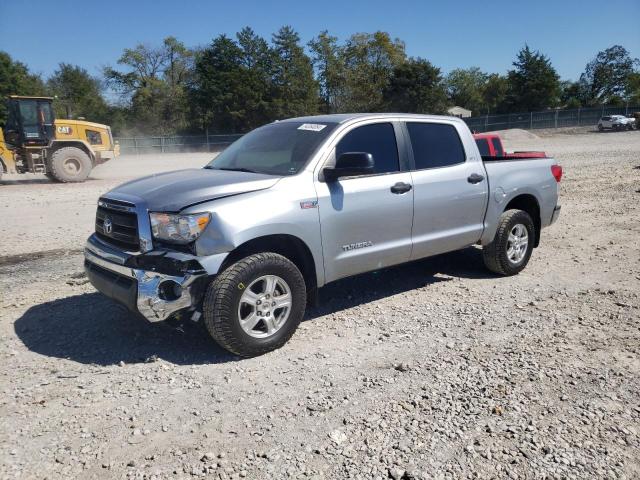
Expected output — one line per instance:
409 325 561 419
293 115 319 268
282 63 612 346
0 96 119 183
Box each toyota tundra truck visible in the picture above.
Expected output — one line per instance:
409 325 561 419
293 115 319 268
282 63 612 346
84 114 562 357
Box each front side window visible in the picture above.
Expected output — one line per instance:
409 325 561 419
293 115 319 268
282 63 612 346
406 122 466 169
86 130 102 145
206 121 337 176
335 123 399 174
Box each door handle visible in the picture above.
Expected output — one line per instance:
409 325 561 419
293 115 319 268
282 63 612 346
390 182 412 194
467 173 484 184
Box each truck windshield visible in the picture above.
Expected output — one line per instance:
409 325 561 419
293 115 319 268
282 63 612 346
205 121 337 176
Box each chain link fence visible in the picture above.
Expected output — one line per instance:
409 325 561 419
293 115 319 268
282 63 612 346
114 133 243 155
114 105 639 154
464 105 640 133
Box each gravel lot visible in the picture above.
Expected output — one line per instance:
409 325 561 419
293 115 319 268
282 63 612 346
1 128 639 479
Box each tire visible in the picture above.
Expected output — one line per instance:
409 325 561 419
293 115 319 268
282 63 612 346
482 209 535 276
598 124 604 132
48 147 92 182
203 252 307 357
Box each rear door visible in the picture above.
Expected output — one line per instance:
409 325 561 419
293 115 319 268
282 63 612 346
404 121 488 260
316 121 414 282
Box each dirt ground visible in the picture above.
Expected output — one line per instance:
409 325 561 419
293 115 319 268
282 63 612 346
1 128 639 479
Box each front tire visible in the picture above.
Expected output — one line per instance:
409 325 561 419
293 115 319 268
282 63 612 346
482 209 535 276
49 147 92 182
203 253 307 357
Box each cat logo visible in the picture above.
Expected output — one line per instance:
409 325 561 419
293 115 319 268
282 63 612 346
57 126 73 135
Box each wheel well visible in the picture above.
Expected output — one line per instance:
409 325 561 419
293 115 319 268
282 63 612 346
504 194 541 247
50 142 95 164
219 234 318 304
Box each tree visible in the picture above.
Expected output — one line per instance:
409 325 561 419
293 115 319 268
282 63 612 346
271 26 319 118
626 72 640 105
0 51 46 125
482 74 508 114
580 45 639 105
445 67 487 115
382 58 447 114
505 45 560 112
308 31 346 113
341 32 406 111
559 80 584 108
47 63 108 121
104 37 192 134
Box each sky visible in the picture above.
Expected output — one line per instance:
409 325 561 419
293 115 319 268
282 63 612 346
1 0 639 82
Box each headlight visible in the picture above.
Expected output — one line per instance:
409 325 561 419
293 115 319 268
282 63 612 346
149 212 211 244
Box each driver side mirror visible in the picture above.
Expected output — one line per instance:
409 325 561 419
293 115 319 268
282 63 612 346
323 152 374 181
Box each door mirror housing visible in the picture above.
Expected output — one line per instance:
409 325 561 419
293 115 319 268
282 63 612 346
323 152 374 181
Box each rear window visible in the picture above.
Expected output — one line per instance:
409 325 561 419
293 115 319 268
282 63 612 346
407 122 466 169
491 137 504 156
476 138 490 156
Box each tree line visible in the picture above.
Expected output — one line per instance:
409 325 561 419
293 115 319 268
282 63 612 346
1 26 639 136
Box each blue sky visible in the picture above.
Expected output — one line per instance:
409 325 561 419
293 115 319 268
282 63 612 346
1 0 639 82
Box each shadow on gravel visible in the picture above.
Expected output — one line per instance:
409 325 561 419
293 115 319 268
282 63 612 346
307 246 493 320
14 293 235 366
15 247 491 365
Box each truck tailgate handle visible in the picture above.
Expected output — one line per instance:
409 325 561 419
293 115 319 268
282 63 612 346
467 173 485 184
390 182 412 194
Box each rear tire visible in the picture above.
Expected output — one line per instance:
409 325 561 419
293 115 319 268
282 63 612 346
48 147 92 183
482 209 535 276
598 124 604 132
203 253 307 357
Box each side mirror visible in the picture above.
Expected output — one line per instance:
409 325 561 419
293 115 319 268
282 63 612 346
323 152 374 181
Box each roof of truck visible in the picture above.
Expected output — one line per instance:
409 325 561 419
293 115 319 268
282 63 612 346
281 113 465 124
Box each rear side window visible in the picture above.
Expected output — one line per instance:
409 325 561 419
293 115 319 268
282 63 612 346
491 137 504 156
406 122 466 169
476 138 490 156
336 123 399 174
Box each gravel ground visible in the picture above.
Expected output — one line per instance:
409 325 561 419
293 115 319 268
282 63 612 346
1 128 639 479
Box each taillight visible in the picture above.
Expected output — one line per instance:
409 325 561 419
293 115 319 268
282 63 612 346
551 165 562 182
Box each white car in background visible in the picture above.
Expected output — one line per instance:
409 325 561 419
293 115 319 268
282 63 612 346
597 115 635 131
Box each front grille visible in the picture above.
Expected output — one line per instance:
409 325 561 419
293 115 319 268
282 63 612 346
95 201 140 251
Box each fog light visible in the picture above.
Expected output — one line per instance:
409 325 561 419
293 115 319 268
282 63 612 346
158 280 182 301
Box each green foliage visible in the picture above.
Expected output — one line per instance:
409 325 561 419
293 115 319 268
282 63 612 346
2 33 638 136
0 51 46 125
308 31 345 113
104 37 192 135
270 26 319 118
340 32 406 111
580 45 639 105
445 68 488 115
505 45 561 112
382 58 447 114
47 63 108 122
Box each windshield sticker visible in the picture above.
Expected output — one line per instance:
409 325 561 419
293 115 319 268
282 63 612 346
298 123 327 132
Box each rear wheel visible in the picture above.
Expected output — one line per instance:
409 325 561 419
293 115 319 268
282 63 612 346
48 147 92 182
482 209 535 276
598 124 604 132
203 253 307 357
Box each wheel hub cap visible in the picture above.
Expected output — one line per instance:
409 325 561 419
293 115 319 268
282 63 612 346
237 275 292 339
507 223 529 264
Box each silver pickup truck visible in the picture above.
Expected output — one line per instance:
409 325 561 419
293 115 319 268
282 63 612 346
84 114 562 357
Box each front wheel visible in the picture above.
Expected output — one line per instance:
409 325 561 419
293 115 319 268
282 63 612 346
203 253 307 357
48 146 92 182
598 124 604 132
482 209 535 276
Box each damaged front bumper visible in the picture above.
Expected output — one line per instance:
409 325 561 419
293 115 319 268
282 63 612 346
84 234 221 322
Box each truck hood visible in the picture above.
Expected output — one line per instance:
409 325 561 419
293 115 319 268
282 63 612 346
104 168 281 212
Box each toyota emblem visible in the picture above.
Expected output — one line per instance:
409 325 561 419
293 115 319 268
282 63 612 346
104 216 113 234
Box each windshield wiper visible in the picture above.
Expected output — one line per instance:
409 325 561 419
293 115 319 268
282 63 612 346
206 166 260 174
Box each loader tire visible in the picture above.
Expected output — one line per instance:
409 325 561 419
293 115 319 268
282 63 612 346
49 147 92 183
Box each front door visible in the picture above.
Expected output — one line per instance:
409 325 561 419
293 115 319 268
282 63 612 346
315 122 414 283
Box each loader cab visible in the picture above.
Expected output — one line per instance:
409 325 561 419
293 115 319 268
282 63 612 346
3 96 55 148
